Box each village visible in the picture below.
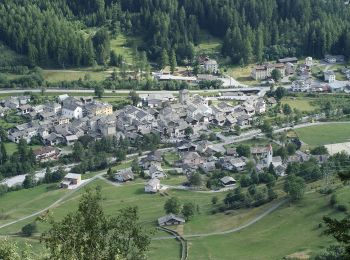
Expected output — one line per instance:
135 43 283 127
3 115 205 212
0 77 335 228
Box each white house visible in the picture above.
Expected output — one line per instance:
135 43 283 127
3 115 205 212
62 103 83 119
324 71 336 83
305 57 313 67
60 173 81 189
203 59 218 73
145 178 160 193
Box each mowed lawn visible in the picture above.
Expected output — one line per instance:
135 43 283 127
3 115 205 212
281 97 317 112
296 123 350 146
0 184 67 227
188 187 349 260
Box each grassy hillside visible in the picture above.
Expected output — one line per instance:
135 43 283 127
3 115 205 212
187 187 349 260
1 177 348 259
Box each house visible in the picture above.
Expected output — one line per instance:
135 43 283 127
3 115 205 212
62 102 83 119
158 214 186 226
305 57 313 67
58 94 69 103
220 176 236 187
278 57 298 64
182 152 203 166
226 147 239 157
271 156 283 168
255 99 266 114
199 161 216 173
45 102 62 114
65 135 78 145
221 157 246 171
148 164 167 179
179 89 190 104
251 63 286 80
33 146 60 161
267 97 277 105
230 158 246 171
325 55 344 64
18 105 32 115
85 102 113 116
291 80 311 92
60 173 81 188
155 74 197 83
251 146 270 158
275 164 287 177
114 168 134 182
203 59 219 73
145 178 161 193
324 71 336 83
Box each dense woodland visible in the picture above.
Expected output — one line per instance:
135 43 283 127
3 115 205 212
1 0 350 67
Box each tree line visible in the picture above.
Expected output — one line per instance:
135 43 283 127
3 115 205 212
3 0 350 69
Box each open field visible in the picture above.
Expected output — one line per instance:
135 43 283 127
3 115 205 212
195 31 222 56
42 70 110 83
0 174 348 259
110 34 142 64
0 184 67 227
0 177 282 238
187 187 349 259
295 123 350 146
281 97 318 112
225 65 258 86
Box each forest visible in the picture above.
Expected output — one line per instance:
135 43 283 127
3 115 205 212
1 0 350 68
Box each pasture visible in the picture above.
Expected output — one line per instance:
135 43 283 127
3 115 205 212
295 123 350 146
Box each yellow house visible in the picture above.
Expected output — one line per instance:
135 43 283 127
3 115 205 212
87 102 113 116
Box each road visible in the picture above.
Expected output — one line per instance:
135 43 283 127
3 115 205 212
0 171 106 230
153 199 287 240
0 87 269 95
1 163 78 187
162 184 236 193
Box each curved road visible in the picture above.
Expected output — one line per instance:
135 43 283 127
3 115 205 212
0 171 105 230
0 173 286 241
152 199 287 240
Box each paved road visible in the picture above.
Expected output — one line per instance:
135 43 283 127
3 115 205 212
153 199 287 240
0 87 268 95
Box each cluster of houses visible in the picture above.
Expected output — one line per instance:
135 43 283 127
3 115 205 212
116 89 266 142
5 95 115 145
2 89 268 168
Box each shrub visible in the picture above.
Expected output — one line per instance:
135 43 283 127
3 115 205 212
336 204 347 212
21 222 37 237
330 194 337 207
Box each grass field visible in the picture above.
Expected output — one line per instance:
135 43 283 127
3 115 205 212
187 187 349 259
110 34 142 64
0 184 67 227
42 70 110 83
281 97 317 112
195 31 222 56
1 177 348 259
0 178 281 239
2 142 42 156
226 65 258 86
295 123 350 146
